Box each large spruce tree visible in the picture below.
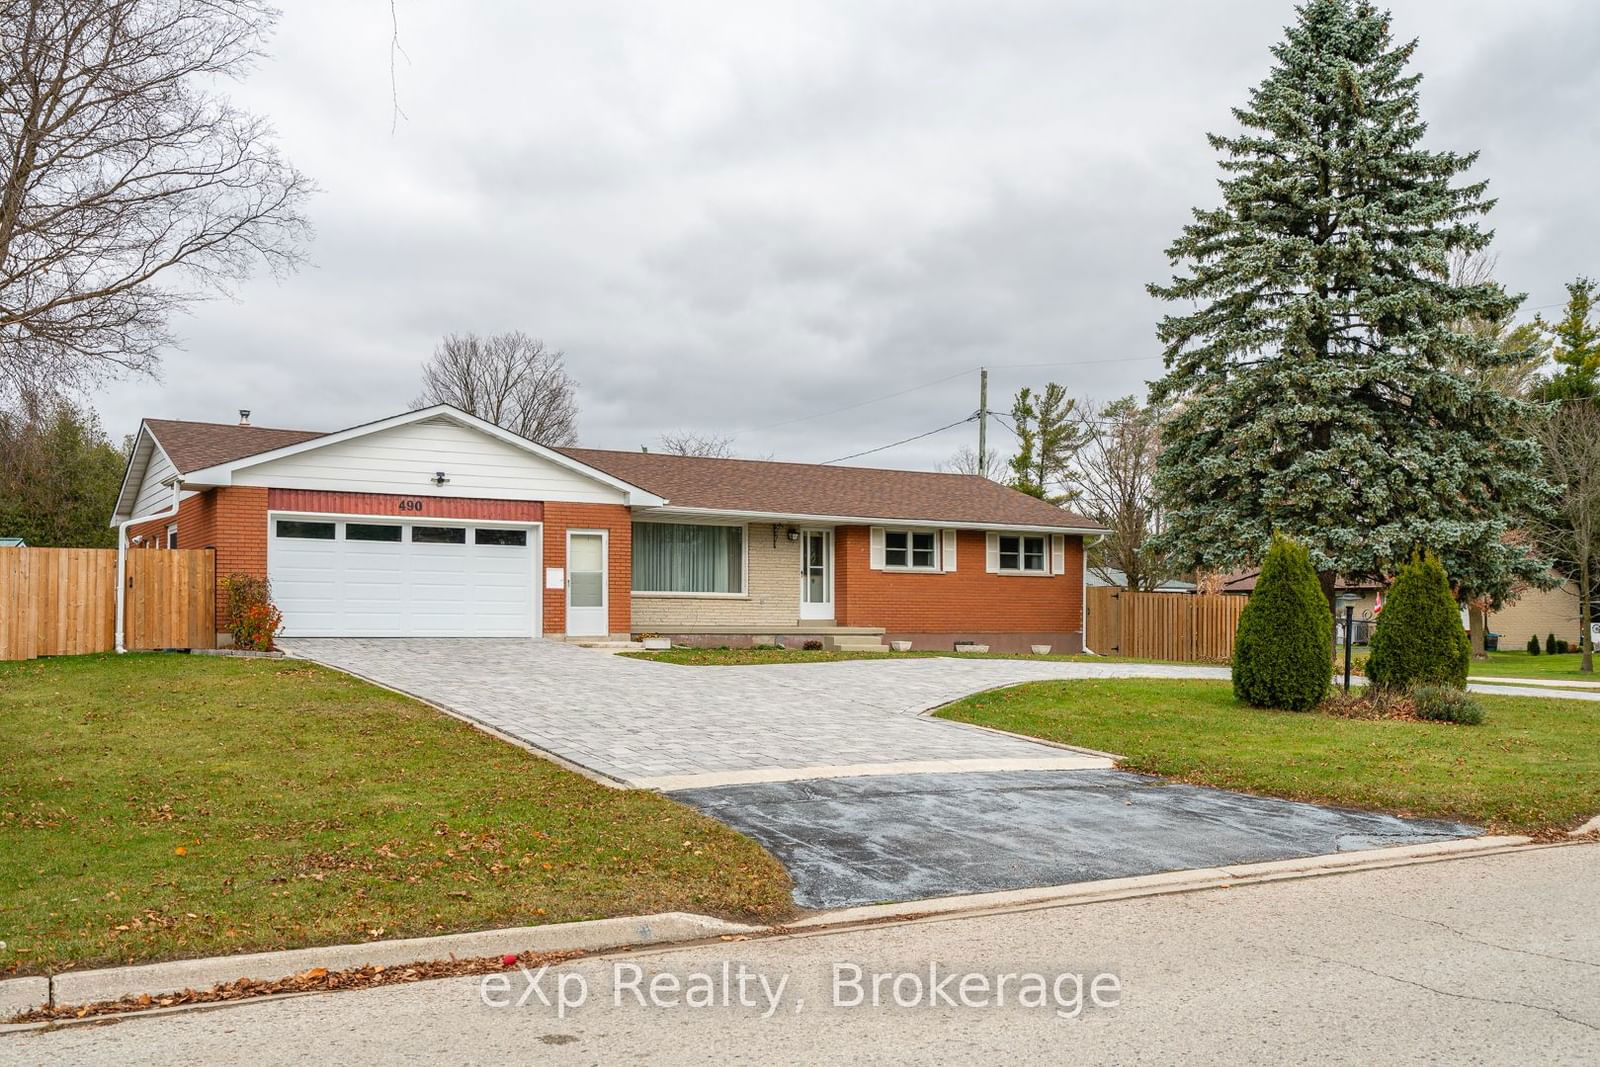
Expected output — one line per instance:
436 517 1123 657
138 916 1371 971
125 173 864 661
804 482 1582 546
1147 0 1550 611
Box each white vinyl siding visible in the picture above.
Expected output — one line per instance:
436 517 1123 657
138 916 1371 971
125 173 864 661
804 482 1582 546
129 440 196 517
632 522 745 595
232 417 626 504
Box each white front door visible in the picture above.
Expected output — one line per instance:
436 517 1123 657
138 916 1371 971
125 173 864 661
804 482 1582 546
799 528 833 620
566 530 609 636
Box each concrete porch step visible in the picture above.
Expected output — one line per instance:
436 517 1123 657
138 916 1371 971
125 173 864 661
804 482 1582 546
827 636 892 653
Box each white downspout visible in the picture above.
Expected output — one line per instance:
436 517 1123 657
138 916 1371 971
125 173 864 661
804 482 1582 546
116 482 182 653
1081 533 1107 656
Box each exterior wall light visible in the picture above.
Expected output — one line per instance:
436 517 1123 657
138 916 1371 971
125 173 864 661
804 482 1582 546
433 471 450 486
786 527 800 541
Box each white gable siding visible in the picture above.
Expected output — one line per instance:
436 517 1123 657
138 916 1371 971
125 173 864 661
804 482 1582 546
130 443 195 517
231 417 627 504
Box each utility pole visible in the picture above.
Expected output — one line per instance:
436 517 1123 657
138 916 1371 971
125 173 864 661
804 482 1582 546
977 366 989 478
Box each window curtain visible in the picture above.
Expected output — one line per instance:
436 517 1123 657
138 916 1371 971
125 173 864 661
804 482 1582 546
633 523 743 593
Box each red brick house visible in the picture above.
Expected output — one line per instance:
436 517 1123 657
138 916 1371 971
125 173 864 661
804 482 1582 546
113 406 1104 651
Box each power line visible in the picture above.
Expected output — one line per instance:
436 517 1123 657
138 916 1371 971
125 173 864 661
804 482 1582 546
819 414 979 465
729 368 974 437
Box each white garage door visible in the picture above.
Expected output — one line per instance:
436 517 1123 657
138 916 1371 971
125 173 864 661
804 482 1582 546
268 517 537 638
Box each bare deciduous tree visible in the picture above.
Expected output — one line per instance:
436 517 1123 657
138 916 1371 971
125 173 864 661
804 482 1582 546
1069 396 1172 591
1529 400 1600 673
0 0 313 398
657 430 734 458
941 445 1006 481
415 331 578 445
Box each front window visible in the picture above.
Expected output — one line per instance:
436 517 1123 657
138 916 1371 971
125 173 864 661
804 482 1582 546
633 522 744 594
884 529 939 570
999 534 1047 573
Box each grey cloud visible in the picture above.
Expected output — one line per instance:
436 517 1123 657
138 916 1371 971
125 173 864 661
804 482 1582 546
90 0 1599 474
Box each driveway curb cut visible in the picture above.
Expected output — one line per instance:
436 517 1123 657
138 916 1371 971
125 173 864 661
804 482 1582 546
3 912 761 1025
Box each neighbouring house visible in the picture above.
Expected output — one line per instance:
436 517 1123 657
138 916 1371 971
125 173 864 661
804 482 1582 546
1086 568 1195 593
112 406 1106 652
1488 581 1585 649
0 537 25 547
1220 569 1385 641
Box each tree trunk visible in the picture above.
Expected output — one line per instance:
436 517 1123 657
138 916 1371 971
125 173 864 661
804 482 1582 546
1318 570 1338 656
1583 557 1594 675
1468 603 1487 660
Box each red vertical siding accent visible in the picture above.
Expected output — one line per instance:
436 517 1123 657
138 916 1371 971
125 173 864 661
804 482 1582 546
267 489 543 522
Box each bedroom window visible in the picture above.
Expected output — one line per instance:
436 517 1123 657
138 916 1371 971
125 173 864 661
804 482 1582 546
998 534 1047 573
632 522 744 594
884 529 939 570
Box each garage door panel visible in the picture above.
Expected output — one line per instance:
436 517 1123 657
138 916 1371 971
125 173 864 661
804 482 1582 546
269 519 536 638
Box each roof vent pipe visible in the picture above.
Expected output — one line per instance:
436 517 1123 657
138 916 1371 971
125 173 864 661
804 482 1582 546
238 409 251 426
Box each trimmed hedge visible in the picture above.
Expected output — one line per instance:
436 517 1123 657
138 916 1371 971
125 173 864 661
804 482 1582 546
1232 534 1331 711
1367 553 1470 690
1526 634 1541 655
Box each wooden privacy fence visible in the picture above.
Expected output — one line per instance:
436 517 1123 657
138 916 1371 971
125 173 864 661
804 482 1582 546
0 547 215 661
1086 586 1250 663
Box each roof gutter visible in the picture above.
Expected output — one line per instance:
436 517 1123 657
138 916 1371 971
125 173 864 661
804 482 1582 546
115 481 181 654
636 505 1108 536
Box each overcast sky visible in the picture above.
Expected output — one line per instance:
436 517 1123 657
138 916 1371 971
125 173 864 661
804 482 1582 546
88 0 1600 470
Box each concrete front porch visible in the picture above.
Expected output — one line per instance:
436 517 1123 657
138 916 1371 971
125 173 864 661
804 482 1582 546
636 624 889 652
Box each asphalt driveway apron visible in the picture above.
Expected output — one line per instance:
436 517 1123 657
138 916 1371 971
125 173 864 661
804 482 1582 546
669 770 1479 909
283 639 1481 910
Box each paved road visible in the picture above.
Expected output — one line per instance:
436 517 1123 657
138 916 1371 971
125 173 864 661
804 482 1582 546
17 844 1597 1065
280 639 1226 787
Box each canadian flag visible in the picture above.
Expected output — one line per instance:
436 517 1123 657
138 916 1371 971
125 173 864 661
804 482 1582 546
1373 590 1384 616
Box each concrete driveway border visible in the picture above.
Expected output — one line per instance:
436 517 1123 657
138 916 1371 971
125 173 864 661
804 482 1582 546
6 835 1586 1034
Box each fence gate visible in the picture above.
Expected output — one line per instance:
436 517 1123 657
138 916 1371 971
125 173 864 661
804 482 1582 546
0 547 215 661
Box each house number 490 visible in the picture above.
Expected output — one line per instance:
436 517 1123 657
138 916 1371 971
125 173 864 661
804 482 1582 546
398 499 425 512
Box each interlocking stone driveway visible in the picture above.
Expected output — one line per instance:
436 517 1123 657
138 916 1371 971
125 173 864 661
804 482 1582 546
280 639 1229 788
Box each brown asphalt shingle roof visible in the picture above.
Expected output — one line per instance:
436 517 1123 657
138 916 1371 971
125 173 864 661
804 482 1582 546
560 447 1105 530
144 419 325 473
136 416 1106 530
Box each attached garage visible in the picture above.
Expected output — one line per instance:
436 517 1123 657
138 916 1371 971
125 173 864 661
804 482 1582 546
267 516 539 637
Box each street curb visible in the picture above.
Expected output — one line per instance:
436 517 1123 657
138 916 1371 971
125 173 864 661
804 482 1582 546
781 835 1543 930
1569 813 1600 837
0 978 48 1021
11 912 761 1021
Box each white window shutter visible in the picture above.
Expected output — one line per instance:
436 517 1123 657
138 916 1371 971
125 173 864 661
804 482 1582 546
869 527 886 570
1051 534 1067 575
942 529 957 572
985 532 1000 573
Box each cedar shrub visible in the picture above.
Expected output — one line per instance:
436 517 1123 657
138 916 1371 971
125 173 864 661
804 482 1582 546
1231 534 1331 711
1367 553 1470 690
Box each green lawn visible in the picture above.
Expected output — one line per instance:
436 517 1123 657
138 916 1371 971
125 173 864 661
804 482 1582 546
935 678 1600 834
622 647 1176 667
1469 649 1597 684
0 654 793 977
